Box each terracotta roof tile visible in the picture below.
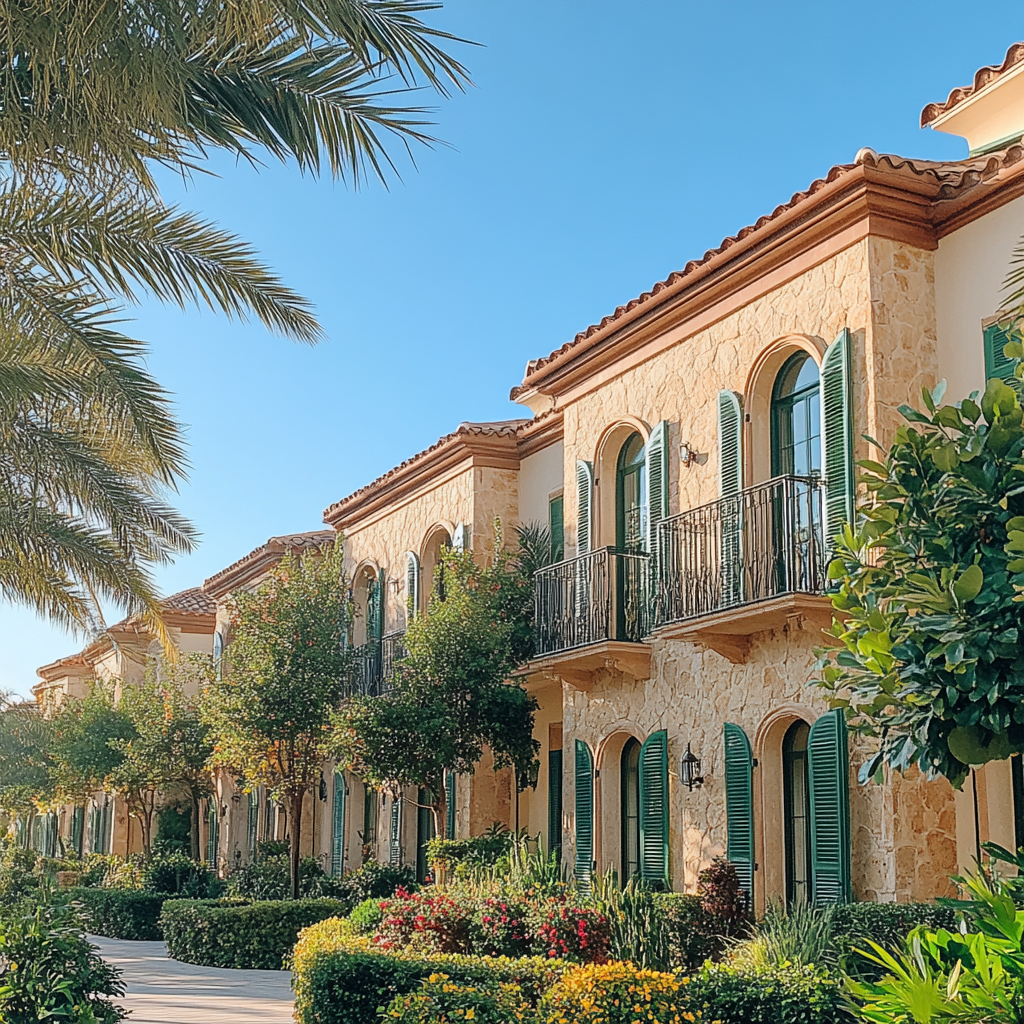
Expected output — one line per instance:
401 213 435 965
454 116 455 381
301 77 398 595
202 530 336 597
162 587 216 617
514 147 1024 395
921 42 1024 127
322 420 528 522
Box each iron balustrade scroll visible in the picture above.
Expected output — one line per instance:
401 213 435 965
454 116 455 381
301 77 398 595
347 629 407 697
534 547 652 657
656 474 827 626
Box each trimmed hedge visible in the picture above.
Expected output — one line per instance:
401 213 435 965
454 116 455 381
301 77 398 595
161 898 348 969
831 901 957 977
292 917 568 1024
68 887 169 941
680 961 848 1024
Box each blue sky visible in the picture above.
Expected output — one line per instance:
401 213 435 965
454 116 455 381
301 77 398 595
3 1 1022 696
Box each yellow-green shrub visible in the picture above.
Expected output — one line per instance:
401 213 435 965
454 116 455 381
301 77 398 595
542 962 708 1024
293 917 566 1024
384 972 537 1024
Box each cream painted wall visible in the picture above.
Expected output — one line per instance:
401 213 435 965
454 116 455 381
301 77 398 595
935 194 1024 403
518 441 564 533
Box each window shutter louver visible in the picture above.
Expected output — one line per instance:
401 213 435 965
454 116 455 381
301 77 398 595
453 523 468 552
808 709 852 904
984 322 1017 382
71 805 84 856
639 729 670 887
723 723 755 902
213 630 224 679
717 391 743 498
445 770 456 840
247 791 258 860
574 740 595 893
406 552 420 621
576 461 594 555
821 329 854 548
548 748 563 855
645 422 670 556
207 800 219 866
390 797 402 866
331 770 347 877
549 495 565 563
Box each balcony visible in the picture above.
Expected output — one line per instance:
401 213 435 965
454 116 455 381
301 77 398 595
531 547 652 686
654 475 832 662
347 629 406 697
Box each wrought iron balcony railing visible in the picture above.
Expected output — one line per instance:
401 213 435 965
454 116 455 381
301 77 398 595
534 547 652 657
656 474 827 627
348 629 406 697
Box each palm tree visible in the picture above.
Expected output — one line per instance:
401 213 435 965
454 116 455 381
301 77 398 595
0 182 321 638
0 2 471 637
0 1 471 190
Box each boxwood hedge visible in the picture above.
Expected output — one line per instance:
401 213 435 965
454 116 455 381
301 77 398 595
68 887 169 941
160 897 348 970
292 918 568 1024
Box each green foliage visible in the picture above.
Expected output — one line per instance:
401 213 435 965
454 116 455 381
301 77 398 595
292 918 567 1024
160 897 348 969
0 894 126 1023
154 803 192 855
332 862 419 905
681 961 847 1024
348 897 384 934
227 853 337 901
333 525 539 840
0 694 54 815
591 874 671 971
731 901 839 973
425 827 515 874
66 887 168 941
385 973 536 1024
819 378 1024 786
138 853 220 898
204 539 350 898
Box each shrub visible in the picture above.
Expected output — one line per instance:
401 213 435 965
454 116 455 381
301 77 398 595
543 961 710 1024
679 961 847 1024
530 898 610 963
0 896 126 1023
425 826 513 875
384 972 536 1024
331 861 418 904
655 892 732 971
348 897 384 934
592 875 671 970
139 853 220 898
154 803 192 855
227 853 328 901
293 918 567 1024
67 888 169 941
160 897 348 969
474 892 533 957
696 858 750 929
376 888 475 954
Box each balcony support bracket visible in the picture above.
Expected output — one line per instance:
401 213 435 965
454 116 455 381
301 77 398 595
524 641 651 690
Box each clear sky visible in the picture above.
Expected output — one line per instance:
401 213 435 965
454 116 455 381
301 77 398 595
3 1 1022 696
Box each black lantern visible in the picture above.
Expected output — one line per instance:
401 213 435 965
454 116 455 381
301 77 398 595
318 775 328 802
680 744 704 790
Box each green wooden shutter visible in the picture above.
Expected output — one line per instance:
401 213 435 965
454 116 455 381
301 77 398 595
717 391 743 497
331 770 347 876
207 800 219 867
576 461 594 555
984 322 1017 382
389 797 402 866
821 329 854 547
639 729 670 887
808 709 852 904
574 740 594 893
547 748 563 855
445 769 456 840
549 495 565 563
71 805 84 856
645 421 670 555
213 630 224 679
247 791 258 860
723 723 755 902
406 552 420 621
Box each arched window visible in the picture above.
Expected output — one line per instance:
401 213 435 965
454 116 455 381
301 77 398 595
621 738 641 882
616 433 647 553
783 720 812 905
771 354 821 477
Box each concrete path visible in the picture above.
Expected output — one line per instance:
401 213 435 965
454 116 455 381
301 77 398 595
90 936 295 1024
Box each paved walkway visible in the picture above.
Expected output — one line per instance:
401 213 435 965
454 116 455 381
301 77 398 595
91 936 295 1024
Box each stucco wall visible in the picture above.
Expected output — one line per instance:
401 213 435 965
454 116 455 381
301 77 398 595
519 442 564 532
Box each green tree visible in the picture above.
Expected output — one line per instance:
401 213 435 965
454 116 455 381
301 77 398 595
203 539 350 898
818 376 1024 788
0 693 54 820
332 525 540 842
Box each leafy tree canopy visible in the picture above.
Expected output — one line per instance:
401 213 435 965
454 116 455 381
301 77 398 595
0 693 54 816
333 524 542 838
819 375 1024 788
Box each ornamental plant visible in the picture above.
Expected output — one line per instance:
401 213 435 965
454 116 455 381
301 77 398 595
375 888 475 954
531 898 611 963
203 539 350 898
384 972 537 1024
818 377 1024 786
542 961 706 1024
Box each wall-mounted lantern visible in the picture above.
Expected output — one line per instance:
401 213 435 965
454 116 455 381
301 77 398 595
680 440 695 467
318 775 328 802
680 743 704 790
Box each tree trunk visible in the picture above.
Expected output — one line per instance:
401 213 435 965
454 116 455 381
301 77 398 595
288 792 304 900
189 788 201 862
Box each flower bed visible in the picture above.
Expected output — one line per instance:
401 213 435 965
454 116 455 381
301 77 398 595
293 917 568 1024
